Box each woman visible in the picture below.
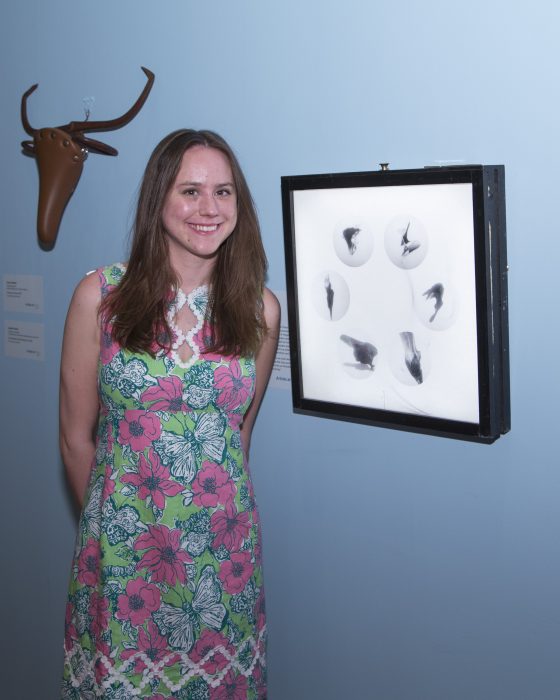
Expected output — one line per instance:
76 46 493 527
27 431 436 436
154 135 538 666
59 129 280 699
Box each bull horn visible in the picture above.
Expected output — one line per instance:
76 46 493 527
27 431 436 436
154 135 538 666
64 67 155 135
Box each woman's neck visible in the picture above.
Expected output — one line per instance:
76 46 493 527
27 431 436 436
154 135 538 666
170 251 215 294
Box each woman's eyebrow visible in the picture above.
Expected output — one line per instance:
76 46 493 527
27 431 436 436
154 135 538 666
177 180 235 188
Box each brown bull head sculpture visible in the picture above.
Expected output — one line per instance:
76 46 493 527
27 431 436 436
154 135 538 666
21 66 155 250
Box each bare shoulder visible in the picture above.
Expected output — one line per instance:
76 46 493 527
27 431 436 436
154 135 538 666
63 270 103 346
262 287 281 332
68 270 102 313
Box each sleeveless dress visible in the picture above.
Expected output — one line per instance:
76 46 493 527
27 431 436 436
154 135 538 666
62 264 267 700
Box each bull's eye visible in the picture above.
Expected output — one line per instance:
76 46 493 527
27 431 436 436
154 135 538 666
63 139 70 147
50 131 56 139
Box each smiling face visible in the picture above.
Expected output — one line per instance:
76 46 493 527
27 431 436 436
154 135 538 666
161 145 238 267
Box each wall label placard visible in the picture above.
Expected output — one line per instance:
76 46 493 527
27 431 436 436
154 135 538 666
270 290 291 390
3 274 44 313
4 321 44 361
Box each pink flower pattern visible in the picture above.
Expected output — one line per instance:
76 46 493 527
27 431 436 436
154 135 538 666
134 523 192 585
77 539 100 587
102 464 116 501
93 639 113 685
63 265 265 698
210 669 249 700
121 450 184 509
116 577 161 626
118 409 162 452
192 461 236 508
191 322 224 363
211 501 251 552
189 628 236 674
89 591 110 639
121 620 176 674
219 551 254 594
140 376 188 412
214 360 254 411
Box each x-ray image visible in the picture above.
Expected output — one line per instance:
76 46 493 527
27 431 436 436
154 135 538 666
333 219 374 267
325 276 335 319
282 165 510 443
385 215 428 269
411 270 458 331
386 330 431 386
311 269 350 321
423 284 444 323
400 221 421 257
399 331 423 384
339 332 378 376
342 227 360 254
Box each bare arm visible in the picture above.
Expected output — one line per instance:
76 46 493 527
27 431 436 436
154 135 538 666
59 272 101 508
240 288 281 458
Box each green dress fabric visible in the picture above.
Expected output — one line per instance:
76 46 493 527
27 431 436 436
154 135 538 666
62 264 266 700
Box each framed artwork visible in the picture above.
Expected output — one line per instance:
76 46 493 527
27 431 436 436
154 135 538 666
281 165 510 443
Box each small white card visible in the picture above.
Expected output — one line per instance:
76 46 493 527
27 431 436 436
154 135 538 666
4 321 45 361
3 274 44 313
270 290 291 390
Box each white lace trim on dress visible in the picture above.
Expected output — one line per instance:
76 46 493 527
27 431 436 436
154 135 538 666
64 625 266 696
166 285 208 370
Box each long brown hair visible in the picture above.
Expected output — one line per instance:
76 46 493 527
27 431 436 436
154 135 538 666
100 129 268 357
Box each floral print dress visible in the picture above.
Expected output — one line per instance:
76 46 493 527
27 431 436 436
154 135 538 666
62 265 266 700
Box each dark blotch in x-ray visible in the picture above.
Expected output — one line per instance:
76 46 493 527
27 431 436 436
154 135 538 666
400 221 421 257
423 283 444 322
340 334 377 370
324 276 334 319
342 227 360 254
400 331 423 384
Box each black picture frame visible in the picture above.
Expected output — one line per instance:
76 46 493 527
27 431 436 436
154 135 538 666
281 165 510 443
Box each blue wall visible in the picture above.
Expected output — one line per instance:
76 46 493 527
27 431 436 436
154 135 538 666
1 2 559 698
